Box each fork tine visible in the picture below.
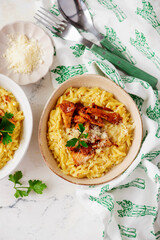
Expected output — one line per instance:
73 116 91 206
34 16 57 34
40 7 67 25
35 13 65 32
35 12 59 29
37 10 66 30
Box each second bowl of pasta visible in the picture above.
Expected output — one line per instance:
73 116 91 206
0 74 33 180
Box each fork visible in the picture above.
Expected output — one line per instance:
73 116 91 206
34 7 158 89
35 7 93 46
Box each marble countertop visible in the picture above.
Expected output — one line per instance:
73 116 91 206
0 73 102 240
0 1 102 239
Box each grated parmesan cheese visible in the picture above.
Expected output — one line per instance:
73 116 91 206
66 128 80 140
120 123 129 136
3 34 43 74
89 126 106 143
96 149 101 154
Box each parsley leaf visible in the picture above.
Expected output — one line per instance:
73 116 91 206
3 112 13 119
80 133 88 138
28 180 47 194
9 171 23 185
1 132 12 145
66 138 78 147
14 189 28 198
78 123 85 133
66 123 88 148
9 171 47 198
80 141 88 148
0 112 15 145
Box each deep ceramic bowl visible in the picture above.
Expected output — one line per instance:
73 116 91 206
0 21 54 85
38 74 143 185
0 74 33 180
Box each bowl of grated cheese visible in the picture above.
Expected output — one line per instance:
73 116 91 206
0 21 54 85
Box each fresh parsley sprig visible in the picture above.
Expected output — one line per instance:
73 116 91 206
9 171 47 198
0 112 15 145
66 123 88 148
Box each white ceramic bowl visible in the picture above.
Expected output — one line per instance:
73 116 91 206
39 74 143 185
0 74 33 180
0 21 54 85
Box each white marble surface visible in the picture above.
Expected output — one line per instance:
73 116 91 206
0 1 102 239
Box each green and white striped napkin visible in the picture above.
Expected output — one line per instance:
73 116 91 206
40 0 160 239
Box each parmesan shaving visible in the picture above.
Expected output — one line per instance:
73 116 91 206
66 128 80 140
3 34 43 74
89 126 107 143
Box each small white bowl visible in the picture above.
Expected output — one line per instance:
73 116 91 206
0 74 33 180
0 21 54 85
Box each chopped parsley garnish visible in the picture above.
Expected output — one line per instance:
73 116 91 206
0 112 15 145
9 171 47 198
66 123 88 148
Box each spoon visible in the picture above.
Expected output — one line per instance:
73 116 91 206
57 0 128 60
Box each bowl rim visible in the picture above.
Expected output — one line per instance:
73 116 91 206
38 74 143 185
0 21 54 85
0 74 33 180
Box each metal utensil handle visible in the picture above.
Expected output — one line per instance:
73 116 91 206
100 38 128 61
91 44 158 89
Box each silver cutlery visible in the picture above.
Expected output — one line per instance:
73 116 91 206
34 7 158 89
58 0 129 61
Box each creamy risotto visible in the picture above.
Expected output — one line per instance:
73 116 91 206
0 87 24 169
47 87 134 179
